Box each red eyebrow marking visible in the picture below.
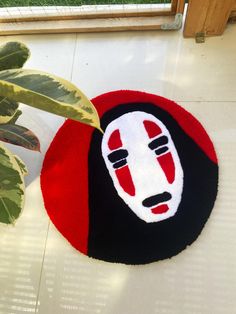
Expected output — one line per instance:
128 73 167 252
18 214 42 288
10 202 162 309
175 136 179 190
143 120 162 138
108 129 122 150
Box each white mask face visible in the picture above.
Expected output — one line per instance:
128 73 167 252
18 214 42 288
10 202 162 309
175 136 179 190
101 111 184 223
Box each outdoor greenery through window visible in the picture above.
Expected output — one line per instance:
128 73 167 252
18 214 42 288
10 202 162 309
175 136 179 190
1 0 171 7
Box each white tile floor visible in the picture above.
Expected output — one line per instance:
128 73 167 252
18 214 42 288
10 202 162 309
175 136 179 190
0 22 236 314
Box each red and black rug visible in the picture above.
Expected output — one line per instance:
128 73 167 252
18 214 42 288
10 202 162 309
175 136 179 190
41 90 218 265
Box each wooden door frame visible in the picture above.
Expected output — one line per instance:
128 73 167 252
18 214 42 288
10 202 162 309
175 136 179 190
184 0 235 38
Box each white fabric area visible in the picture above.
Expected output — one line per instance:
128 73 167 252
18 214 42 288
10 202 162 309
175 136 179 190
102 111 184 223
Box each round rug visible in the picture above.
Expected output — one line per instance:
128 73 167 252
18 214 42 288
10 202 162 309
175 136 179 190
40 90 218 265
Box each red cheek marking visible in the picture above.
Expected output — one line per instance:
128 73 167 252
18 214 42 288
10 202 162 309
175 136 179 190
157 152 175 184
115 165 135 196
108 129 122 150
143 120 162 138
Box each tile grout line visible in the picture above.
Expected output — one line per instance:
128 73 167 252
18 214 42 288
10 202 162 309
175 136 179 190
70 33 78 82
169 27 183 100
34 33 78 314
34 220 50 314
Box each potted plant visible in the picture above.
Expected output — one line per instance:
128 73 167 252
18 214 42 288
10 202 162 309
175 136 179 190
0 41 101 225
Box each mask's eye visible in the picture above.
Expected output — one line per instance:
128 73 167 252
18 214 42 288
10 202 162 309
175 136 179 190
148 135 169 156
108 149 128 169
155 146 168 156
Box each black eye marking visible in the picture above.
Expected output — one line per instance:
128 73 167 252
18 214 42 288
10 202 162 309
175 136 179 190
155 146 168 156
148 136 168 150
113 159 127 169
108 149 128 169
108 149 128 163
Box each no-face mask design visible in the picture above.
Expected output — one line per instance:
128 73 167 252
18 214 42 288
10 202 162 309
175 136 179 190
102 112 184 223
41 90 218 265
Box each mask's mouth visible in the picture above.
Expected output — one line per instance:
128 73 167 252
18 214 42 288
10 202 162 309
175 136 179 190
142 192 172 215
142 192 172 207
151 204 169 214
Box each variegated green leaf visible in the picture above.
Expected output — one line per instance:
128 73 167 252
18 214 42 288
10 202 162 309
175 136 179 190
14 155 28 176
0 143 25 225
0 96 19 124
0 69 102 132
0 124 40 151
8 109 22 124
0 42 30 71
